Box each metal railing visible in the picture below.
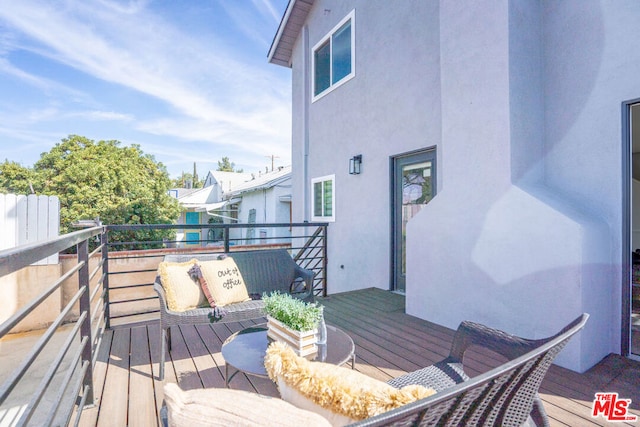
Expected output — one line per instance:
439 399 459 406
0 222 327 425
0 226 105 426
103 223 328 324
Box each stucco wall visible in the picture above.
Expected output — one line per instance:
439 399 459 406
285 0 637 372
406 0 619 372
289 0 441 294
230 181 292 243
0 265 62 333
542 1 640 359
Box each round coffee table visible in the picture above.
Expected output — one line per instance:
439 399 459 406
222 323 355 386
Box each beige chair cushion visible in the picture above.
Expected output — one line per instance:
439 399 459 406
264 341 436 426
158 259 205 312
164 383 332 427
198 257 250 306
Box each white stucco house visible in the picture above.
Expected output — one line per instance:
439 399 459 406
268 0 640 372
173 185 218 245
202 170 254 201
172 170 251 245
172 168 292 246
224 166 293 245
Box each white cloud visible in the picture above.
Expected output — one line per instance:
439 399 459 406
0 106 133 126
0 57 90 102
216 0 283 49
253 0 282 23
136 112 291 157
0 57 50 87
0 0 291 177
0 0 291 146
69 110 134 122
96 0 151 15
0 126 62 165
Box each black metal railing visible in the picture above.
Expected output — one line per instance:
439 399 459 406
0 222 327 423
103 223 328 324
0 226 105 426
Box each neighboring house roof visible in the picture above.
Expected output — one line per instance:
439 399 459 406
168 188 200 199
194 200 229 213
179 185 235 213
224 166 292 199
178 186 217 209
204 170 253 192
268 0 314 67
179 169 291 214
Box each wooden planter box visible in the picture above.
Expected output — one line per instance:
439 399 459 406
267 316 318 357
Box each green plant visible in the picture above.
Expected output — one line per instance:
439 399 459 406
263 291 322 332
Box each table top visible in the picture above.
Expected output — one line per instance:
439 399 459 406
222 323 355 378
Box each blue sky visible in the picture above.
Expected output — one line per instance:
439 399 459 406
0 0 291 179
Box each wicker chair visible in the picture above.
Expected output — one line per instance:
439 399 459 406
155 249 315 380
349 313 589 427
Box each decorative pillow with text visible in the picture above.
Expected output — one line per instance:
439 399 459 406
198 257 251 306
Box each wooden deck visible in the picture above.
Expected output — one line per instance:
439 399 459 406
77 288 640 426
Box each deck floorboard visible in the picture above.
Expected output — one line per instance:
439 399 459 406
97 328 130 427
128 326 156 427
79 288 640 426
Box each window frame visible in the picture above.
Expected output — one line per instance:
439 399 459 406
311 10 356 102
311 174 336 222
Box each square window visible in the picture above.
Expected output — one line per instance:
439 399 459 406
312 10 355 101
332 21 351 84
311 175 335 222
314 41 331 96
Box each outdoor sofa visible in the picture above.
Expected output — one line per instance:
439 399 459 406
154 249 315 380
162 313 588 426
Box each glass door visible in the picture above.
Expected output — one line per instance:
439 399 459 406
392 149 436 292
629 102 640 358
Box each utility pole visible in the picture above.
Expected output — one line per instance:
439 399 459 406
193 162 198 187
265 155 280 171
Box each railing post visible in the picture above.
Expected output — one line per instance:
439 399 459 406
102 227 110 330
322 224 328 297
77 239 95 405
224 225 230 252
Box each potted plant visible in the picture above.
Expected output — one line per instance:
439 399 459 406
262 291 323 356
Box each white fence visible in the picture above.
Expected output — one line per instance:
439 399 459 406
0 194 60 264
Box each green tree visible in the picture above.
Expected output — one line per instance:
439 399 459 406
171 171 203 188
19 135 180 248
0 160 36 194
217 156 243 173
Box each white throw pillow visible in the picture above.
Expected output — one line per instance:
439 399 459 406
163 383 332 427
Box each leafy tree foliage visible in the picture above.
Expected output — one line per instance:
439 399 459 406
217 156 243 173
0 160 36 194
171 171 203 189
2 135 181 248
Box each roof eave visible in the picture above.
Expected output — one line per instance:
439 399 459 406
267 0 314 68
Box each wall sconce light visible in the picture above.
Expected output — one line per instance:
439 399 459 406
349 155 362 175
